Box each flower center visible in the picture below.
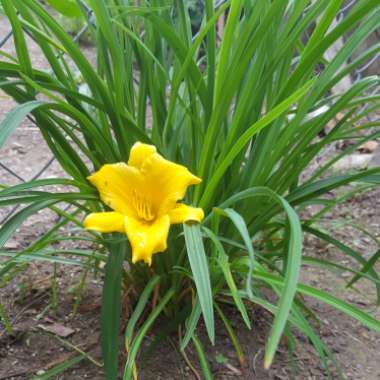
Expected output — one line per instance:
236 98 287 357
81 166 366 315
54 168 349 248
132 190 155 221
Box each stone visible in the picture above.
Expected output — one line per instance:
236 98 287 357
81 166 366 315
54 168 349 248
359 141 378 153
333 154 373 171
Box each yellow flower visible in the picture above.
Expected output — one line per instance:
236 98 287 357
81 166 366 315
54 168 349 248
84 142 204 265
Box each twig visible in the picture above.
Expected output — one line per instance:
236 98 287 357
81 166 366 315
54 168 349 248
252 347 264 375
178 326 201 380
151 282 160 310
167 336 186 380
0 290 48 339
41 331 102 367
179 347 201 380
0 371 28 380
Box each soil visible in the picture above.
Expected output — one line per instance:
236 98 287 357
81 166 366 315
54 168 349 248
1 15 380 380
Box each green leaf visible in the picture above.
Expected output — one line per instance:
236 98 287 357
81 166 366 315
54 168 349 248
0 302 12 335
45 0 82 18
304 225 380 303
192 334 213 380
198 80 313 208
0 251 90 267
184 223 214 344
254 270 380 334
0 178 86 197
214 303 245 366
125 275 160 346
181 297 202 350
123 288 175 380
31 354 86 380
0 100 45 149
347 249 380 295
0 200 57 249
101 239 127 380
202 226 251 329
289 168 380 205
214 187 303 368
213 208 256 300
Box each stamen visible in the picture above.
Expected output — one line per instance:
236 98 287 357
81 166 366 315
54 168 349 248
132 190 154 221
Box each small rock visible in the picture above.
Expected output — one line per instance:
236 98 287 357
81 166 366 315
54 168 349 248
11 142 26 154
359 141 378 153
333 154 373 171
4 240 20 249
347 295 357 303
369 147 380 168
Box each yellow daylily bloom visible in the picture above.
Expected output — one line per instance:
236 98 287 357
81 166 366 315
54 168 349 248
84 142 204 265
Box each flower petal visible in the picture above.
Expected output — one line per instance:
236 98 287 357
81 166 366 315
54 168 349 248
88 163 143 217
125 215 170 266
141 153 202 216
84 211 125 233
128 142 157 169
169 203 204 224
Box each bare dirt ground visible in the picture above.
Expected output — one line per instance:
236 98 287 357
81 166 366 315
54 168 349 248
0 15 380 380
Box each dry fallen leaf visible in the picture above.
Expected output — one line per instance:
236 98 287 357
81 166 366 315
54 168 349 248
38 323 75 338
4 240 20 249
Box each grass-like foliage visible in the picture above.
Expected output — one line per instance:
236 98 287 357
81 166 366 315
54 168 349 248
1 0 380 378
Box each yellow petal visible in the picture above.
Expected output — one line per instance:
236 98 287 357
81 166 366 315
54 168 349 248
128 142 157 169
141 152 202 216
84 211 125 233
88 163 143 218
125 215 170 266
169 203 204 224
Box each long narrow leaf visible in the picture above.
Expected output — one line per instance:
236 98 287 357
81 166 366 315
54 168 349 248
184 223 214 344
101 239 127 380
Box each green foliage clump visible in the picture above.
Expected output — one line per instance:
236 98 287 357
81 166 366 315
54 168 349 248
0 0 379 379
